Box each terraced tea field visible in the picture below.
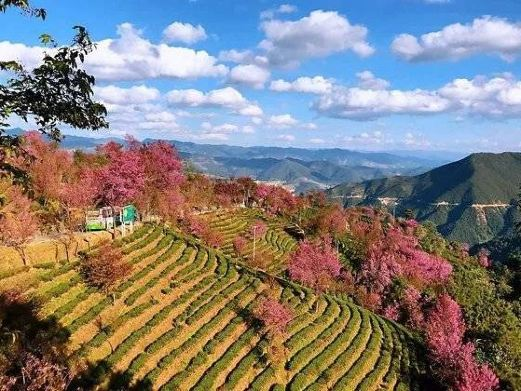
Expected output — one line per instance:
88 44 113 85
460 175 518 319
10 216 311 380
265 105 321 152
204 209 297 275
0 223 425 390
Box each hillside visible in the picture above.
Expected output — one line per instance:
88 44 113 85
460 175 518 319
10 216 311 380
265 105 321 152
328 152 521 244
0 223 425 390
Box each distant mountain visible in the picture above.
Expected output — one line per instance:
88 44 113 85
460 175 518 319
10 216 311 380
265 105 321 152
7 129 446 192
155 139 442 169
160 140 443 192
328 153 521 245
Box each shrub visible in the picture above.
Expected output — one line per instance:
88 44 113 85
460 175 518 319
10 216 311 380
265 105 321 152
79 242 131 293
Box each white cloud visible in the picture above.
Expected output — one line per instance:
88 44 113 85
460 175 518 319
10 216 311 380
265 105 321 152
259 10 374 67
94 85 160 105
313 73 521 120
0 23 228 81
356 71 390 90
403 132 431 147
268 114 299 128
343 130 392 146
219 49 254 63
228 64 271 89
196 121 255 141
309 138 325 144
242 125 255 134
166 86 263 117
392 16 521 62
163 22 207 44
270 76 334 94
313 86 450 120
276 134 296 142
438 74 521 117
0 41 49 69
260 4 298 20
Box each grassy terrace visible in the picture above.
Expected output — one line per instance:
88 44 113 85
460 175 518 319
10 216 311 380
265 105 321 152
0 221 425 390
203 208 297 275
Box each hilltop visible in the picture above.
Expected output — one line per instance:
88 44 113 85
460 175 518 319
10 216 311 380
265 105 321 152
328 152 521 245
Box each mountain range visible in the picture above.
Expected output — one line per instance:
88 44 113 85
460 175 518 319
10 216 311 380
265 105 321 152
146 138 445 192
328 152 521 245
8 129 446 193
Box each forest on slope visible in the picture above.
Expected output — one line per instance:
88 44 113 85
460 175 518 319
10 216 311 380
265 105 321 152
328 152 521 245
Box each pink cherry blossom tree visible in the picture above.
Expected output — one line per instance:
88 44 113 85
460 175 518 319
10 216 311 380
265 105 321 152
289 239 342 291
0 185 38 265
426 295 499 391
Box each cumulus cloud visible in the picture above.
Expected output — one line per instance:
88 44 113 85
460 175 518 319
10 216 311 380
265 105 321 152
356 71 390 90
228 64 271 89
268 114 299 128
166 87 263 117
162 22 207 44
309 138 325 144
392 16 521 62
437 74 521 117
0 23 228 81
276 134 296 142
270 76 334 94
94 85 160 105
219 49 254 63
259 10 374 68
196 121 255 141
266 114 316 130
313 86 450 120
343 131 392 147
260 4 298 20
313 73 521 120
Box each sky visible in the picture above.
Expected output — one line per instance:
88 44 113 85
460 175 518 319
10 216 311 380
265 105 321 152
2 0 521 152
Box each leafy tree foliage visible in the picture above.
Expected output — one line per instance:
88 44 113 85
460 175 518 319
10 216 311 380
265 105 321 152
0 5 107 178
232 236 247 256
250 220 268 237
288 239 342 291
253 295 293 336
426 295 498 391
0 184 38 264
79 242 131 293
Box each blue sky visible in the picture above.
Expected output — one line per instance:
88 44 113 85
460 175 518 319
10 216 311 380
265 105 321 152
2 0 521 152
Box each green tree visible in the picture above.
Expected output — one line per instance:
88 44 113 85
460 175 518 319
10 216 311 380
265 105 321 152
0 0 107 180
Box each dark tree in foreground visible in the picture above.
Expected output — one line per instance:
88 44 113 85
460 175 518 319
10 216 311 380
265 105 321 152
79 242 131 293
0 0 107 180
0 290 72 390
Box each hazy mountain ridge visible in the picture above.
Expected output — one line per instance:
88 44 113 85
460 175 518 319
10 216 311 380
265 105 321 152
328 152 521 244
8 130 443 192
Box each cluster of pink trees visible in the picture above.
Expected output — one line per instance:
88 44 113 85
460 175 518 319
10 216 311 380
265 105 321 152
253 295 293 336
0 185 39 264
186 215 223 248
250 220 268 238
232 236 248 256
254 184 298 216
288 239 342 291
426 295 498 391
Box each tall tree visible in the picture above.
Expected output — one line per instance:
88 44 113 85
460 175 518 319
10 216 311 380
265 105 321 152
0 184 38 265
0 0 107 180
